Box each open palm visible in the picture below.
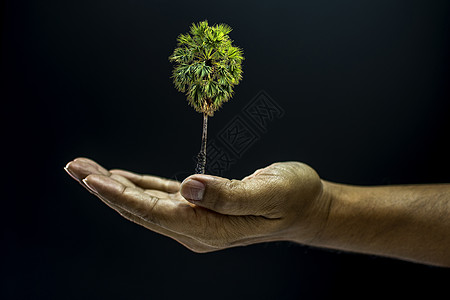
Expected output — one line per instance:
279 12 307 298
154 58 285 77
64 158 303 252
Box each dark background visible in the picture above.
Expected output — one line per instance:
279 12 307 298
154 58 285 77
1 0 449 299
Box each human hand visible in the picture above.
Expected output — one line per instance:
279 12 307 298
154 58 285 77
64 158 329 252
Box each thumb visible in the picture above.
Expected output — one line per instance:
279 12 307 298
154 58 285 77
180 174 268 216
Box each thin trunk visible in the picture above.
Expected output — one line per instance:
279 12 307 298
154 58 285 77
195 112 208 174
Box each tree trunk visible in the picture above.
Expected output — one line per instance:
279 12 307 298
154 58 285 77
195 112 208 174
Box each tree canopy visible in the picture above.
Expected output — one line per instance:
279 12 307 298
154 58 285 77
169 20 244 116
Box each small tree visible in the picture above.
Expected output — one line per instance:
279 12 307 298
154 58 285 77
169 20 244 174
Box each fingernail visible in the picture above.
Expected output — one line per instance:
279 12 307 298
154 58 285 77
82 178 98 194
64 164 77 180
181 179 205 201
63 166 71 175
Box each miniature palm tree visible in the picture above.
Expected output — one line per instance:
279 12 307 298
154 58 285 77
169 20 244 174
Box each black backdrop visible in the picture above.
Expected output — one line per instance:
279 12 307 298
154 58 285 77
2 0 450 299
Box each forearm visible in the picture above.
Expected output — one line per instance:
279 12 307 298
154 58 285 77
311 181 450 267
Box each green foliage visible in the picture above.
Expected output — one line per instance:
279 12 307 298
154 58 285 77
169 20 244 116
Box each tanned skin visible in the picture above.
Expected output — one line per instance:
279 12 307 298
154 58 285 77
65 158 450 267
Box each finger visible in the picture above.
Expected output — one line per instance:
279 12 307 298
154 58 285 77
179 173 279 216
64 158 112 195
110 169 180 193
65 160 220 252
83 181 217 253
74 157 110 172
65 158 173 205
84 174 279 249
83 174 182 227
143 189 175 199
110 174 137 189
64 158 110 182
65 158 143 200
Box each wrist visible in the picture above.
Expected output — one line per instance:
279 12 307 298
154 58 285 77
301 179 336 246
284 177 334 246
305 180 341 246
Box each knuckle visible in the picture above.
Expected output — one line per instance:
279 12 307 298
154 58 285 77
213 179 244 212
227 179 242 194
